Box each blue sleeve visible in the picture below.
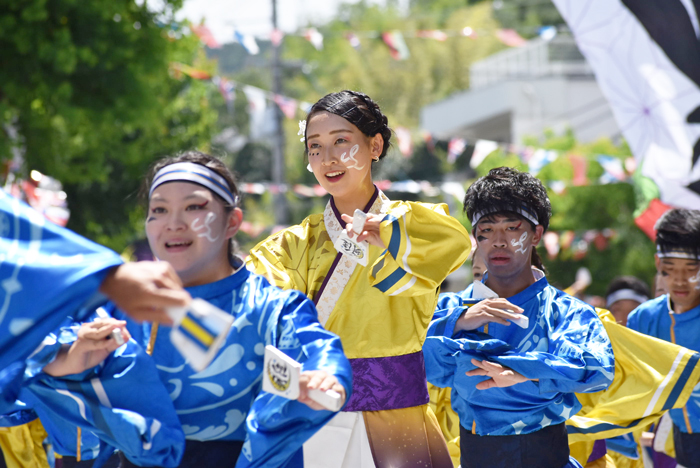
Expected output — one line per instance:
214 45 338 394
429 307 465 338
436 291 463 311
494 300 615 394
626 307 641 333
0 193 122 409
19 319 185 467
237 288 352 468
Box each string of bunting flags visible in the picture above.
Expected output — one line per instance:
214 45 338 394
187 21 559 60
169 61 634 200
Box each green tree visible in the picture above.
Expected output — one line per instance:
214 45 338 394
0 0 223 250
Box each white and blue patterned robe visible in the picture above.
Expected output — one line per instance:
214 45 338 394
18 313 185 467
123 266 353 468
627 295 700 433
425 274 614 437
0 192 122 411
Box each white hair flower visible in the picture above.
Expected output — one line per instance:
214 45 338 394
298 120 307 142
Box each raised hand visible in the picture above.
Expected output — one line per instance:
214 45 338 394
99 261 191 324
467 359 530 390
341 213 386 248
44 318 131 377
298 370 347 411
455 298 524 332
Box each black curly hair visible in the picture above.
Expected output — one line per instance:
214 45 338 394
463 167 552 231
464 167 552 272
655 208 700 259
305 90 392 160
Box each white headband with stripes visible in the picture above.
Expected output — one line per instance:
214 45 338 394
656 247 700 260
606 289 649 308
150 162 237 206
472 207 540 226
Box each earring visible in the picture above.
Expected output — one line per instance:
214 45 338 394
307 163 313 172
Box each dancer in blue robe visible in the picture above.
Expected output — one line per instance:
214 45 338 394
0 189 190 412
424 167 614 468
627 208 700 467
18 312 184 468
120 151 352 468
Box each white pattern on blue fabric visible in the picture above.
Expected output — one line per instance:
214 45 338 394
427 276 614 437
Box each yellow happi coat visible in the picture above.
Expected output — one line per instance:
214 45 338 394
247 188 471 467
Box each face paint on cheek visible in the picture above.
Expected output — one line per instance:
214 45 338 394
191 212 220 242
690 271 700 290
146 217 156 223
340 145 365 170
510 231 529 255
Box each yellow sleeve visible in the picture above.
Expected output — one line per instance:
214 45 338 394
567 309 700 442
0 419 50 468
246 222 315 295
369 202 471 297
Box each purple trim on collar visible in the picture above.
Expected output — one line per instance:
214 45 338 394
330 186 379 228
587 440 607 463
313 252 343 305
343 351 430 412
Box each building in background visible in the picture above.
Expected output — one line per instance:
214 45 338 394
421 35 620 144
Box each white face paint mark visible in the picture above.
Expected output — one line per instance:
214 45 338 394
510 232 529 255
191 212 220 242
690 271 700 290
340 144 364 170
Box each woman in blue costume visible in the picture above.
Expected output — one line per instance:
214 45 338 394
627 208 700 468
0 188 191 468
425 167 615 468
119 151 353 468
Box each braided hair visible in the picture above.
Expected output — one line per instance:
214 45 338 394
305 90 392 160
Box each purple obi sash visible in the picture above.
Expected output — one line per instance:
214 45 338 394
343 350 430 412
587 439 607 463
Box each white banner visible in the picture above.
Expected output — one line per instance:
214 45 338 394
552 0 700 209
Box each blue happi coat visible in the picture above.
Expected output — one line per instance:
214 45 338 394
124 266 353 468
17 312 185 467
627 295 700 433
425 274 614 437
0 191 122 410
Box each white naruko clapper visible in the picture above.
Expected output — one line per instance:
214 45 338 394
94 308 125 346
471 281 529 329
333 209 369 266
263 345 343 412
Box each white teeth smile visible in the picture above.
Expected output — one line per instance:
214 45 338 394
326 171 345 177
166 241 192 248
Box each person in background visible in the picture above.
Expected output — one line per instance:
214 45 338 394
653 272 668 298
627 208 700 468
605 276 651 326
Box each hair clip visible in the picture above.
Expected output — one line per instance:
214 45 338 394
298 120 307 142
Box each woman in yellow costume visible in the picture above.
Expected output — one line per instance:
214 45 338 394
247 90 470 468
